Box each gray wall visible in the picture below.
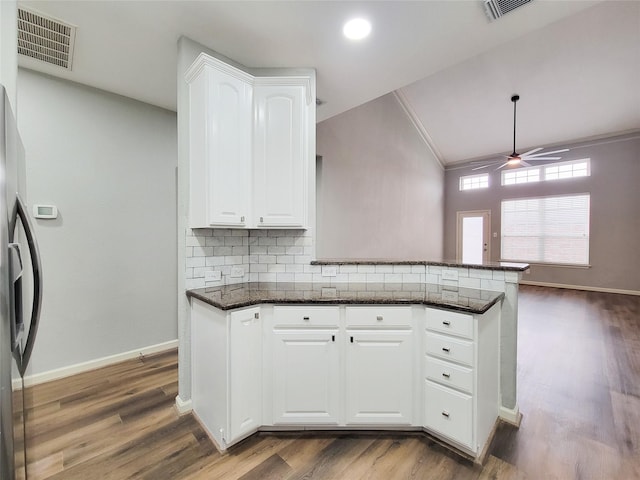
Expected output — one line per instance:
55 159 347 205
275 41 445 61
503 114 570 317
18 69 178 375
316 93 444 260
444 133 640 293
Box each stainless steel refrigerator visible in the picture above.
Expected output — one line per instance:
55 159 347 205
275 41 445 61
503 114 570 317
0 84 43 480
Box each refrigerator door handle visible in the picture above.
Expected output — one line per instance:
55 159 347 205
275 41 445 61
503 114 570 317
10 193 43 376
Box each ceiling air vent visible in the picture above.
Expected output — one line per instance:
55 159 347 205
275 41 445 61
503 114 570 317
484 0 533 21
17 7 76 70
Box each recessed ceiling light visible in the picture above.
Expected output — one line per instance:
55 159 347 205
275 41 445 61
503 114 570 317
343 18 371 40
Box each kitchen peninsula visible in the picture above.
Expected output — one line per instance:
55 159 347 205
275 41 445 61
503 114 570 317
185 260 528 462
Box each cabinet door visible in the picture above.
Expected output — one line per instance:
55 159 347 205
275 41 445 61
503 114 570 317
345 331 414 425
272 330 339 424
253 83 307 227
206 68 252 226
228 307 262 443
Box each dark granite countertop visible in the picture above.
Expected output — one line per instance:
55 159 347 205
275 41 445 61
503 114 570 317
186 282 505 315
311 259 529 272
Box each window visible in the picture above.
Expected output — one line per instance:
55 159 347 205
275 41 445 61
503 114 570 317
501 194 590 265
502 167 540 185
544 159 590 180
502 158 590 185
460 173 489 191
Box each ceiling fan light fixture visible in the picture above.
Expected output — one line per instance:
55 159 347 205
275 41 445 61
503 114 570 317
507 158 521 166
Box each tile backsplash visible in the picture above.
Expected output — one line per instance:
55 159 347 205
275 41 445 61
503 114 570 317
185 228 521 290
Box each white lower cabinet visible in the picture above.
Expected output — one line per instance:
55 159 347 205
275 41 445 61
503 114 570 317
191 299 262 449
423 305 500 454
272 330 340 424
191 300 500 458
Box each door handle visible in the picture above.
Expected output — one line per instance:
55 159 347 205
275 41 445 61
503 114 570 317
10 193 43 375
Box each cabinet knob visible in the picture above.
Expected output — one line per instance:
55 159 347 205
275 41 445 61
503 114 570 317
376 315 383 321
303 316 310 321
442 347 450 353
241 216 245 222
260 216 264 223
442 320 451 326
442 372 451 378
254 312 259 319
441 411 450 418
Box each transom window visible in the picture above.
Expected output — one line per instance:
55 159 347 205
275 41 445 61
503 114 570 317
501 159 590 186
460 173 489 191
501 193 590 266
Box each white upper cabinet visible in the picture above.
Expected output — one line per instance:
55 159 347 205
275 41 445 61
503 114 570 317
253 82 307 227
185 53 314 229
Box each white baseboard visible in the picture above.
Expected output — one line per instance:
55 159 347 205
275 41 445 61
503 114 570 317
499 405 522 427
175 395 193 415
21 339 178 388
520 280 640 297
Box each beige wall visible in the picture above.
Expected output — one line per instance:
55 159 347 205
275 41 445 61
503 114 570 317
316 93 444 260
444 133 640 293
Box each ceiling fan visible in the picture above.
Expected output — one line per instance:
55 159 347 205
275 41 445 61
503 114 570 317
471 94 569 171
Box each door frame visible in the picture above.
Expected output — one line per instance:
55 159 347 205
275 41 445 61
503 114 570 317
456 210 491 263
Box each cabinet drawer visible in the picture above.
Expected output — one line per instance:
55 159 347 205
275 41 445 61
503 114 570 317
273 306 339 327
346 306 412 328
424 380 473 449
426 309 473 339
425 332 474 367
425 357 473 394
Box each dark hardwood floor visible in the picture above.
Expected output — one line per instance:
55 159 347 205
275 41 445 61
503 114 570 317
21 285 640 479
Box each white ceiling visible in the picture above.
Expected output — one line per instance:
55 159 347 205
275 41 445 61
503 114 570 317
18 0 640 165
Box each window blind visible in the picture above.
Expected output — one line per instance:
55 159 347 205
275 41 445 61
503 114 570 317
501 194 590 265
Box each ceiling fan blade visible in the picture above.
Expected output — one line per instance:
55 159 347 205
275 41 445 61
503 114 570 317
494 162 509 170
471 164 495 171
520 147 543 157
520 161 532 167
522 157 562 161
526 148 569 157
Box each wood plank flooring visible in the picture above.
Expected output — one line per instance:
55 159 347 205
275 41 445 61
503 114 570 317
20 286 640 479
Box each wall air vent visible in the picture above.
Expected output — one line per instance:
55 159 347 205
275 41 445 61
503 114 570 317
484 0 533 21
17 7 76 70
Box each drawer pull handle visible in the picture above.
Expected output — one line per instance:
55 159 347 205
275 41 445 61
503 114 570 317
332 335 335 342
442 372 451 378
441 411 450 418
442 320 451 326
303 316 310 321
442 347 450 353
376 315 383 321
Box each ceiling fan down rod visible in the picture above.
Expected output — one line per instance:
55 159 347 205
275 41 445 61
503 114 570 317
511 94 519 157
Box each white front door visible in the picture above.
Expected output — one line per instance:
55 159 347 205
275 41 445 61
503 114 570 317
456 210 491 264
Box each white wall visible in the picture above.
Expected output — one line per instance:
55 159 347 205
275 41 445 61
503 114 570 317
316 93 444 260
17 69 178 376
0 0 17 108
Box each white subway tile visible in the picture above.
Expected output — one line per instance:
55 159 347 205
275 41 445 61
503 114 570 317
505 271 521 283
185 247 193 257
348 273 367 282
193 267 212 278
481 279 506 291
192 246 214 257
424 273 440 284
186 279 204 289
366 273 385 282
186 257 206 268
295 273 312 282
267 246 286 255
225 256 243 265
456 268 469 278
252 230 268 237
205 237 224 247
223 236 243 246
393 265 412 273
276 237 295 246
442 279 458 288
277 255 294 264
252 264 267 273
294 255 312 264
492 270 505 280
276 273 295 282
232 246 248 256
303 246 314 255
259 255 276 264
304 264 322 273
286 264 304 273
384 273 403 283
232 229 248 237
268 264 286 273
286 246 304 255
221 266 231 275
428 266 442 274
339 265 358 273
206 257 225 267
185 268 193 279
312 273 324 282
259 273 277 282
250 245 268 255
403 273 421 283
459 277 481 289
213 228 231 237
212 246 232 256
411 265 425 274
248 237 259 245
332 274 349 283
191 228 213 237
185 236 204 247
357 265 376 274
249 272 259 282
469 268 493 279
376 265 393 273
258 237 277 246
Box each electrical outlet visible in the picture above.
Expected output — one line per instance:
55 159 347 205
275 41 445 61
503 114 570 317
230 266 244 278
205 270 221 281
321 266 337 277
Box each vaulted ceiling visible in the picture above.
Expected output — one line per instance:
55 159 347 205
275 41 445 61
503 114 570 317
18 0 640 165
